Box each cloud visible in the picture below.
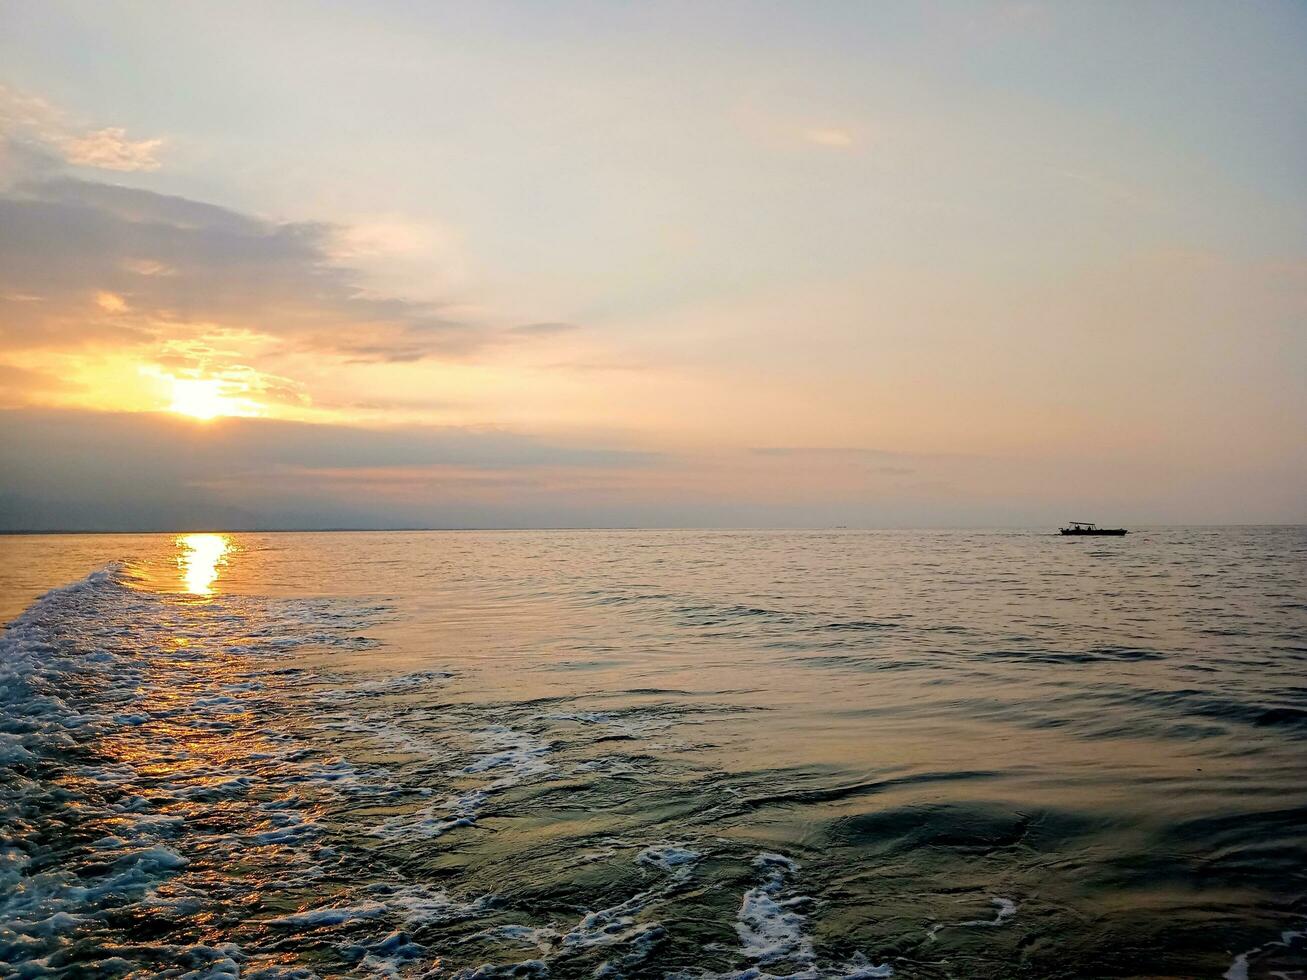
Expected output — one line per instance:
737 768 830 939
61 127 163 171
0 175 484 362
508 321 578 337
325 393 461 413
95 290 128 313
0 365 77 407
751 446 935 464
0 85 580 388
0 85 163 173
141 349 311 414
749 446 928 478
543 358 651 373
804 128 855 148
0 408 658 530
329 219 445 260
1 408 1301 530
122 258 175 276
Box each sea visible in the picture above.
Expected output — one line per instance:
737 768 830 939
1 528 1304 979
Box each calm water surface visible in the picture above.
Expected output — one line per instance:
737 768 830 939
1 529 1304 978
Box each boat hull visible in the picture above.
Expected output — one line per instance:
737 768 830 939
1060 528 1127 536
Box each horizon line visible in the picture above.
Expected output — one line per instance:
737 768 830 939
2 524 1304 536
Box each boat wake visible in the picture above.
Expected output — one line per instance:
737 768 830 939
0 565 900 977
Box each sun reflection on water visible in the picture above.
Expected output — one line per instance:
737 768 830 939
176 533 231 595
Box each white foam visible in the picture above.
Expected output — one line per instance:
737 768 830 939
371 883 490 928
552 845 702 957
594 921 667 976
351 930 430 979
737 882 812 964
116 844 190 872
462 728 554 785
454 959 549 979
729 852 892 978
1223 925 1306 980
957 896 1017 928
267 902 389 927
250 814 322 845
372 727 553 841
264 884 488 932
927 895 1017 940
637 844 703 873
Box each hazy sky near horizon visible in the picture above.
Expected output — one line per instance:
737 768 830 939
1 1 1304 528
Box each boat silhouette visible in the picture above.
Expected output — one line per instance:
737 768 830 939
1060 521 1128 536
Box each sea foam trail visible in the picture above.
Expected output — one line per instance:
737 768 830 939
0 565 463 976
0 567 895 978
0 568 162 967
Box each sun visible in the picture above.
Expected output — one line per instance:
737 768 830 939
168 376 258 421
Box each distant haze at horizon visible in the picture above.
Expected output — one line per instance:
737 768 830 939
0 409 1300 531
1 2 1304 529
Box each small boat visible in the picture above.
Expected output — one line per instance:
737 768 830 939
1059 521 1128 536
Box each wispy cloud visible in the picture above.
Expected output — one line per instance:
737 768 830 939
508 321 578 337
95 290 128 313
0 364 77 407
0 85 163 173
751 446 926 476
60 126 162 171
803 128 855 148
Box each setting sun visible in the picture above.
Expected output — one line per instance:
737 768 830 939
168 376 257 421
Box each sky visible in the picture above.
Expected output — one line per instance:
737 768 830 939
0 0 1304 529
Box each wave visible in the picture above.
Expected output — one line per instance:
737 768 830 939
4 524 1305 978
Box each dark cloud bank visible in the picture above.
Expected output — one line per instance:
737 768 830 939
0 409 660 531
3 410 1301 531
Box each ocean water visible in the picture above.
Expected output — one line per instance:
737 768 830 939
1 528 1304 979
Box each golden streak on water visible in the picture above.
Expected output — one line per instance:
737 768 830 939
176 533 231 595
